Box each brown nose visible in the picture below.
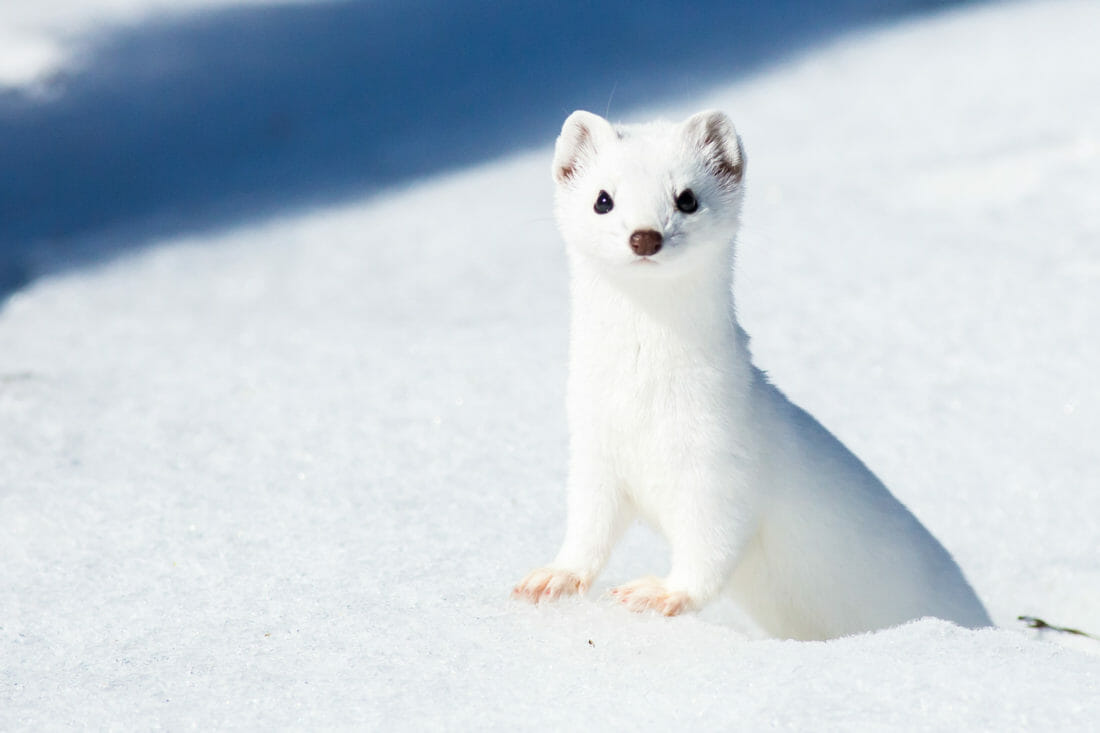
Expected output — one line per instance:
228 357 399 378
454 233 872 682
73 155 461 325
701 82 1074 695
629 229 662 256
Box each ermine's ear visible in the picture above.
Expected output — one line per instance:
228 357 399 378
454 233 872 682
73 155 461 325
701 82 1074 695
682 110 745 187
553 110 615 185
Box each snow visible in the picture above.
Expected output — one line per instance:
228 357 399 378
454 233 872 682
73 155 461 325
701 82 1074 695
2 0 1099 728
0 0 320 86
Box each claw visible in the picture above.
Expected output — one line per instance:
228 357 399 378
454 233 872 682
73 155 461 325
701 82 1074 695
512 567 588 604
610 576 692 616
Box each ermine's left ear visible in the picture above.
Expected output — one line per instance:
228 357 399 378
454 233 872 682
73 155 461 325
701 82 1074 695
553 110 616 186
682 110 745 187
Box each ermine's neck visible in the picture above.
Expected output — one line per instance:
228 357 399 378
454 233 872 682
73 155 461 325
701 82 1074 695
569 255 750 365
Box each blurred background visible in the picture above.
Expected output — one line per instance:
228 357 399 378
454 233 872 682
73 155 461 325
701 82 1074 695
4 4 1100 726
0 0 970 301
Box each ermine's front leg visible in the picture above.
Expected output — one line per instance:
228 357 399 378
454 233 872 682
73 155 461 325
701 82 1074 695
513 458 631 604
611 470 755 616
610 576 693 616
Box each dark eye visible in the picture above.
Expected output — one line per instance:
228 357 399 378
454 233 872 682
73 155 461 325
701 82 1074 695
594 190 614 214
675 189 698 213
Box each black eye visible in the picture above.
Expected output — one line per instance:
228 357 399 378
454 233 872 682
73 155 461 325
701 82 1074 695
594 190 614 214
675 189 698 214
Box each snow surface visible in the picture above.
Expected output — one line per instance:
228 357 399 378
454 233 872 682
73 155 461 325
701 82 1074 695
0 0 960 291
3 0 1100 728
0 0 320 87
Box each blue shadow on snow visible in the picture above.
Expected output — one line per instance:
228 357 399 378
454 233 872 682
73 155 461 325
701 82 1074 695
0 0 969 301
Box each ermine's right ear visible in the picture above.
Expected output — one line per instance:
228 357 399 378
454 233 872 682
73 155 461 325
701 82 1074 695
682 110 745 188
553 110 615 185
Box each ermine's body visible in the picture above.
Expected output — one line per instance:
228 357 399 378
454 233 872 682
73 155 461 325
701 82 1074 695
514 110 991 640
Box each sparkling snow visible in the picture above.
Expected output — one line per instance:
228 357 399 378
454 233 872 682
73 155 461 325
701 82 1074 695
2 0 1098 728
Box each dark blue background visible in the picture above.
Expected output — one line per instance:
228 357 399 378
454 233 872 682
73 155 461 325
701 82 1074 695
0 0 969 300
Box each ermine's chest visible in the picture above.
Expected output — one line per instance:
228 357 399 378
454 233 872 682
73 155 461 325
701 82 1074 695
571 329 738 462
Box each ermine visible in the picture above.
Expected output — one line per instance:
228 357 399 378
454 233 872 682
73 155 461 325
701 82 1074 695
513 110 992 640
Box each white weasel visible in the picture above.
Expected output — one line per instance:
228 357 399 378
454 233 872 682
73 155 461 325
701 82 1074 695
513 110 992 640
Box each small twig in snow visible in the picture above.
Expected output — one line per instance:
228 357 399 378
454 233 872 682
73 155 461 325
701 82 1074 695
1018 616 1098 640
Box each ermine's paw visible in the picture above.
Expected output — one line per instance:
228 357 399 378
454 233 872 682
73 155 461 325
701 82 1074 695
609 576 693 616
512 567 589 604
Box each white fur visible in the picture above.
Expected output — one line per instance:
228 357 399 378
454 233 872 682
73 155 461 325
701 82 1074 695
513 110 991 640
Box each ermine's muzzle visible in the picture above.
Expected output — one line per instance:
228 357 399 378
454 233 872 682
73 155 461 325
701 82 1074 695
630 230 662 256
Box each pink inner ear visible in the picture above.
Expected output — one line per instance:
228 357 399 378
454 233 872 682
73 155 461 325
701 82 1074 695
557 124 591 184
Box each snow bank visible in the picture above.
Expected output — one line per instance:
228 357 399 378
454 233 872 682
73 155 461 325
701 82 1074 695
2 0 1098 728
0 0 320 87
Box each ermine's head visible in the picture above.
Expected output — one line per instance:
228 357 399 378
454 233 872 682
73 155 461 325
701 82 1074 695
552 109 746 278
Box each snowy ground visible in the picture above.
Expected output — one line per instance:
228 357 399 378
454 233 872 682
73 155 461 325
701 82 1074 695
0 0 314 87
3 0 1100 729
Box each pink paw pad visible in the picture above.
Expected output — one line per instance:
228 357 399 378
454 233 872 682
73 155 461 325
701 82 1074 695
512 568 589 604
610 576 692 616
